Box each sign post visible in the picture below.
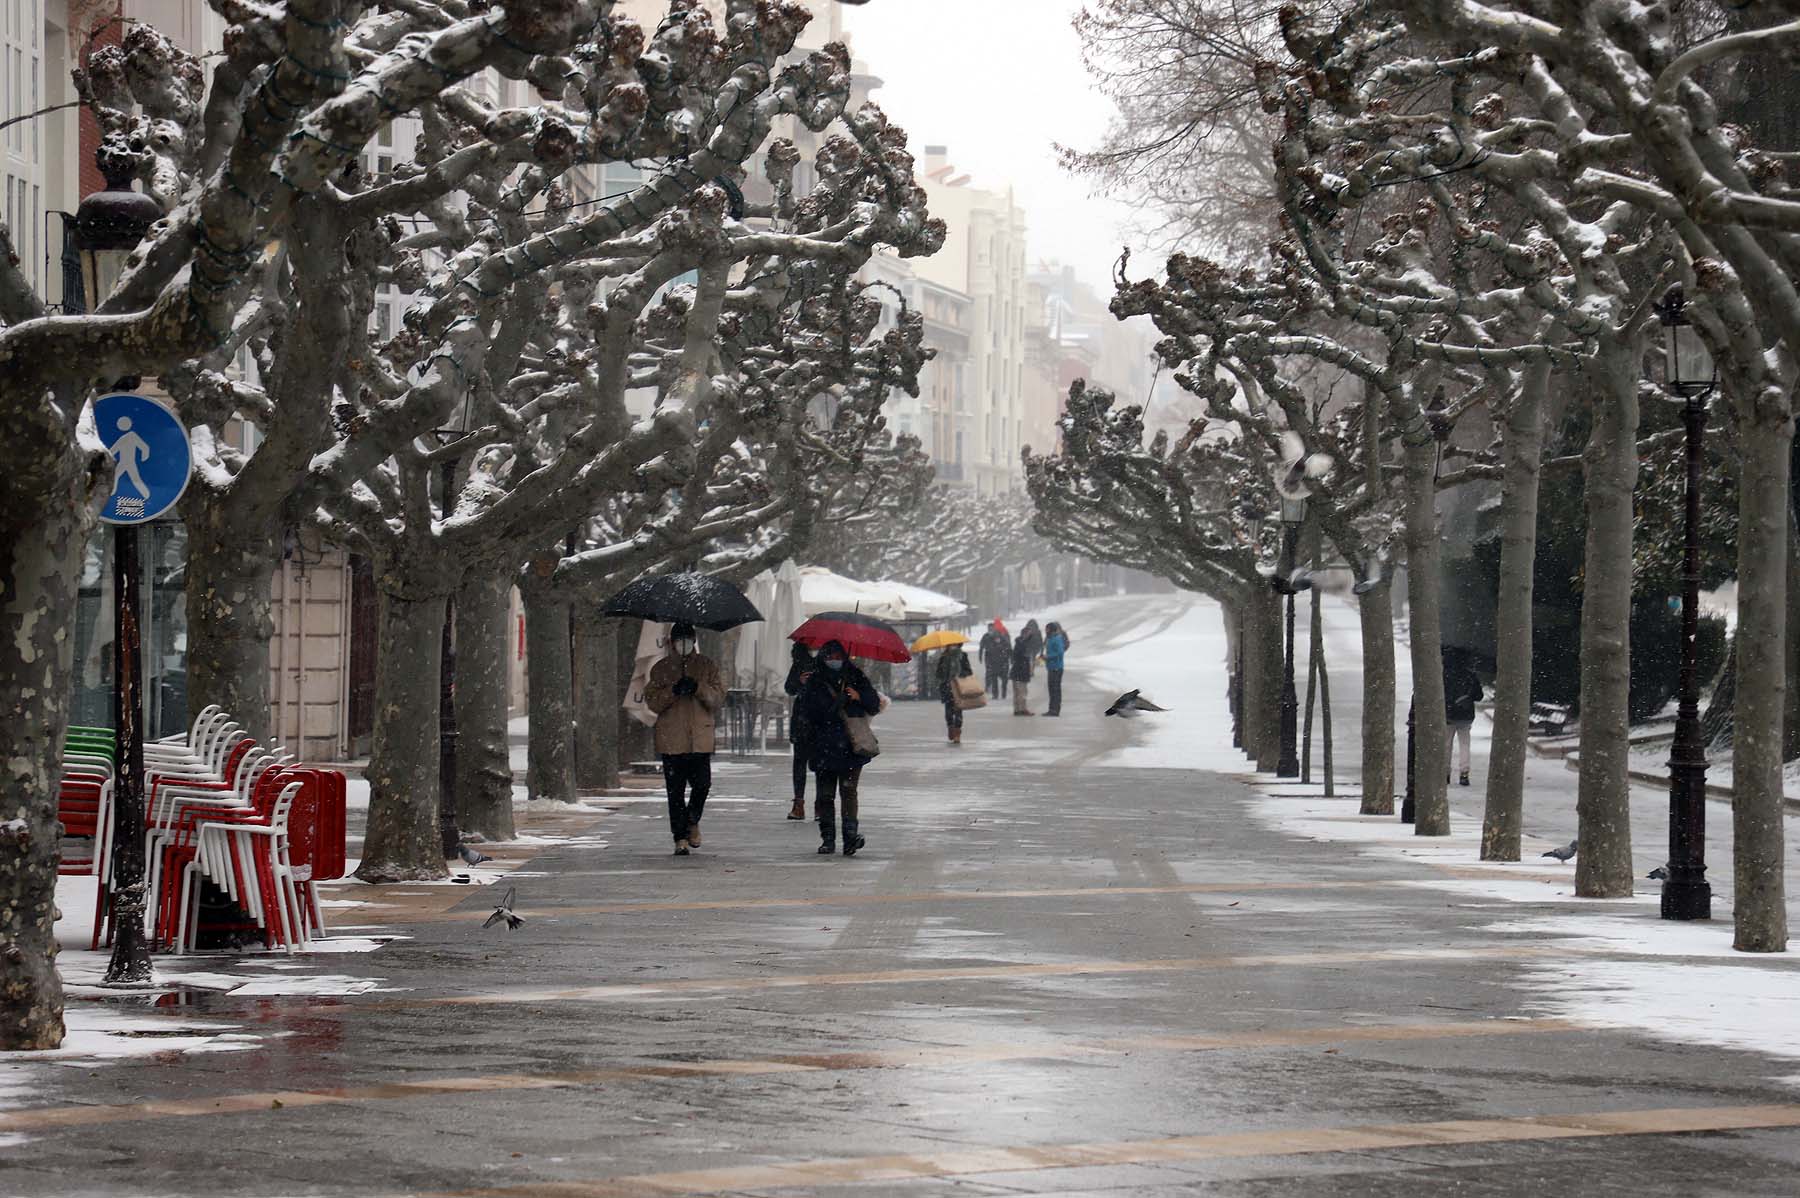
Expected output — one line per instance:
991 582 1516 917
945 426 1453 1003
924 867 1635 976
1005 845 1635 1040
93 394 191 981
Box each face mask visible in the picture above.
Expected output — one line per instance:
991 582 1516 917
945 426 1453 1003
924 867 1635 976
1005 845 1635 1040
674 639 696 656
824 658 845 671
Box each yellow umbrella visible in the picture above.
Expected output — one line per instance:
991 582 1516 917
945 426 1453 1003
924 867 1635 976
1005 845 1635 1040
910 629 969 653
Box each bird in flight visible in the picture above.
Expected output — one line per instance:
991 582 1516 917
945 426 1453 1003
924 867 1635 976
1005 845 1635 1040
483 886 525 930
1105 690 1169 719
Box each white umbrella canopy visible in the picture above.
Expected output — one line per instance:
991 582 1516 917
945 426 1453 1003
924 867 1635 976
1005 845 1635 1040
874 579 969 623
796 566 909 621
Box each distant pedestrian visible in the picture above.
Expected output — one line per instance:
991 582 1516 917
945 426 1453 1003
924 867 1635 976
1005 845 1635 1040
1043 622 1070 717
1444 652 1483 787
1011 619 1042 716
979 619 1011 699
645 622 725 855
936 643 974 745
795 640 881 856
783 641 816 820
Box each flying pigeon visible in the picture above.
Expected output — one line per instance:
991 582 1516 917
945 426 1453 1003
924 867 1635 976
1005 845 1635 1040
458 844 493 866
483 887 524 931
1352 554 1386 596
1275 430 1334 500
1647 863 1669 880
1270 567 1314 596
1541 840 1578 862
1105 690 1169 718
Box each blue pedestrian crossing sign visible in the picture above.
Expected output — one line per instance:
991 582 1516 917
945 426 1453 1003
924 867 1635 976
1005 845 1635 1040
93 393 192 525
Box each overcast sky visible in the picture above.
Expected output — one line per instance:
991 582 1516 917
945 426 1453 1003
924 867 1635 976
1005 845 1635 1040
841 1 1142 293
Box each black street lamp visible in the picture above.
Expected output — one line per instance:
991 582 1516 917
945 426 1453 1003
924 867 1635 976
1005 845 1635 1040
433 394 475 861
1274 496 1306 777
1652 284 1716 922
75 158 161 984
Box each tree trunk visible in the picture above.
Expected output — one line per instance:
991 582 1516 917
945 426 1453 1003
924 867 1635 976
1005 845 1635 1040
1319 633 1334 797
1732 393 1791 952
1358 577 1396 815
524 582 576 803
1574 342 1638 898
356 588 451 882
1303 584 1320 784
455 572 515 841
0 505 86 1050
1783 500 1800 761
183 522 278 738
572 609 621 791
1404 435 1450 835
1481 358 1549 861
1241 590 1282 771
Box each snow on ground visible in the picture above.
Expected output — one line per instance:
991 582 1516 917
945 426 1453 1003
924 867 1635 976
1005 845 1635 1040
1075 589 1800 1076
1024 594 1245 772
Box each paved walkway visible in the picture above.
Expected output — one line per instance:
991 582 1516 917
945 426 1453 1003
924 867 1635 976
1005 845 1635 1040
7 612 1800 1196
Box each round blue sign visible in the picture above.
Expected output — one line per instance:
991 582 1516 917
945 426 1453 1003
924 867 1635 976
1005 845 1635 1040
92 394 192 525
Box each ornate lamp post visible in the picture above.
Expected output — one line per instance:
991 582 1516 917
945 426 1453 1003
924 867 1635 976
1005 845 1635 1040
1274 495 1306 777
75 160 163 982
433 394 475 860
1652 284 1716 922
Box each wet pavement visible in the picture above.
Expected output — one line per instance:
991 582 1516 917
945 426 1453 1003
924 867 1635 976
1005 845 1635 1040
7 632 1800 1196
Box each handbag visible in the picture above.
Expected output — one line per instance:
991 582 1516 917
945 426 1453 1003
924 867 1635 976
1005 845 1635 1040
952 674 987 711
844 713 881 759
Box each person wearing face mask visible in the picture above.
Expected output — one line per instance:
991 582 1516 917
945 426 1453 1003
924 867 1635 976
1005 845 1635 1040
794 640 881 856
645 622 726 855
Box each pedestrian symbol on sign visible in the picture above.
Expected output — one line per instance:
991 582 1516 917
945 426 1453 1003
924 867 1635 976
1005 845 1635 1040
92 394 192 525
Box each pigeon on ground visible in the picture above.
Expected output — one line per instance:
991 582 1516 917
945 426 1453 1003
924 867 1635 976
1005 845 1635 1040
1541 840 1578 862
458 844 493 866
1648 863 1670 880
1105 690 1169 718
483 886 524 930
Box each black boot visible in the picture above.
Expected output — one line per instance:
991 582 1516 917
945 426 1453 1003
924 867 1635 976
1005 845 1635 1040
817 819 836 854
842 818 865 857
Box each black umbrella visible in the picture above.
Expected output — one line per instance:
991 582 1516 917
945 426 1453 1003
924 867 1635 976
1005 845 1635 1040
600 572 764 632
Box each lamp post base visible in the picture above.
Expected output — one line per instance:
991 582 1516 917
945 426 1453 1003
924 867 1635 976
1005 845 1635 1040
1661 876 1712 921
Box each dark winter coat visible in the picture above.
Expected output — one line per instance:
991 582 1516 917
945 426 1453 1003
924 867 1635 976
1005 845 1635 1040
936 647 974 699
979 629 1011 672
1010 627 1042 683
1444 660 1483 724
785 652 816 743
796 660 881 773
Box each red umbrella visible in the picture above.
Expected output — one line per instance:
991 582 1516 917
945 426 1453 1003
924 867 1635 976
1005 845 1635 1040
790 611 912 664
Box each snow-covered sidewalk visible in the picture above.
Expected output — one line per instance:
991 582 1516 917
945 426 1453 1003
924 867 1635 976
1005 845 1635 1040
1063 590 1800 1078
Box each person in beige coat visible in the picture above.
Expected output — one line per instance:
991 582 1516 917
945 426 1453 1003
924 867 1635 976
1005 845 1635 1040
645 622 725 855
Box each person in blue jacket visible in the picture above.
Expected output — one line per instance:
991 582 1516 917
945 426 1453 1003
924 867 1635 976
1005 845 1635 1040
794 640 881 856
1043 621 1071 717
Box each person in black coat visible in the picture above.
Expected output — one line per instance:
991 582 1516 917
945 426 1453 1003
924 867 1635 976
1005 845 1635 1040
1443 652 1484 786
1010 619 1042 716
783 641 815 820
978 621 1011 699
794 640 881 856
935 644 974 745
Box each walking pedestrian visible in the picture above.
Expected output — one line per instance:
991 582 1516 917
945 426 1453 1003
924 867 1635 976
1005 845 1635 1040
979 619 1011 699
936 643 974 745
1444 651 1483 787
1043 621 1070 717
783 641 815 820
1011 619 1042 716
645 622 724 855
795 640 881 856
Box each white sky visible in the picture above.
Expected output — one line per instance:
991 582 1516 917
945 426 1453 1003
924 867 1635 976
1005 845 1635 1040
842 0 1143 293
